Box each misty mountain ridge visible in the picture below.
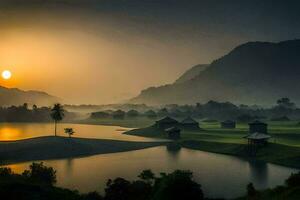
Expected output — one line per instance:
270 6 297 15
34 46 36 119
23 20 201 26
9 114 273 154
0 86 61 106
174 64 208 84
130 39 300 106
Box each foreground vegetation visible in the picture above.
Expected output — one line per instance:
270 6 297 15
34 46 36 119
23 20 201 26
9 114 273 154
0 162 299 200
0 162 204 200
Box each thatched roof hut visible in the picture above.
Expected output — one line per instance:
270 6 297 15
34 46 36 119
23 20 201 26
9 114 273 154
181 117 200 129
221 120 236 129
165 126 181 140
248 120 268 134
155 116 179 129
244 132 271 145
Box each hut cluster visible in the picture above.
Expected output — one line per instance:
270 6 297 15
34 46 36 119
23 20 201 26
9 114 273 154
155 116 200 140
155 116 272 146
221 119 271 149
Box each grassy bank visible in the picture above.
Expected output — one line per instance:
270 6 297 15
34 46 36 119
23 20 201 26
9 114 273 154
81 117 300 146
181 140 300 169
124 121 300 169
0 136 166 165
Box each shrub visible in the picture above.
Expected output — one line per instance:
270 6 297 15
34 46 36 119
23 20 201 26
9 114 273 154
152 170 204 200
247 183 257 197
286 172 300 187
22 162 57 185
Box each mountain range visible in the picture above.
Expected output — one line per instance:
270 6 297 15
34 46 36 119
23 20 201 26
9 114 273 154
0 86 60 106
130 39 300 106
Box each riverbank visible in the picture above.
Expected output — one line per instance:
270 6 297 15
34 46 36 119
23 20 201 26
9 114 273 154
125 126 300 169
181 140 300 169
0 136 166 165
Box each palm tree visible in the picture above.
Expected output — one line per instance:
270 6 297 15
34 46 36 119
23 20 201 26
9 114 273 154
50 104 64 136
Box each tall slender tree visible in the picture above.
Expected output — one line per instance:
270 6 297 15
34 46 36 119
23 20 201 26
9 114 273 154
50 104 64 136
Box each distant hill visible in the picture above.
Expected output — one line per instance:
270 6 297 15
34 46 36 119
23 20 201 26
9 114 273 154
0 86 61 106
130 39 300 105
174 64 208 84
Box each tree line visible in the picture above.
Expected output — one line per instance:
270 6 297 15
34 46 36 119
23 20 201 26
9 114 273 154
0 162 299 200
0 103 75 123
91 98 300 122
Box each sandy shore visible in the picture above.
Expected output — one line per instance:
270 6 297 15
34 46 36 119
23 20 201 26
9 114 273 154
0 136 166 165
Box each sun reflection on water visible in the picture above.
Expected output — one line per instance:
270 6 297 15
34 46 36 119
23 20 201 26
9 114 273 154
0 127 22 141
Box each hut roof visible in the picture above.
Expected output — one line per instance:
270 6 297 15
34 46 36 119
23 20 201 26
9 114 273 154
222 120 235 124
248 120 267 125
244 132 271 140
165 126 181 132
181 117 198 124
156 116 178 124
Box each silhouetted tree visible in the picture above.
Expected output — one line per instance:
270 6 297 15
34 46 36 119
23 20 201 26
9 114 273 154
157 108 168 117
127 109 139 117
51 103 64 136
112 110 125 119
105 178 131 200
32 104 38 111
90 111 110 119
144 110 157 118
105 177 152 200
81 192 104 200
129 180 152 200
22 162 57 185
64 128 75 138
152 170 204 200
277 97 296 109
0 167 13 177
247 183 257 198
138 170 155 184
285 171 300 187
22 103 28 110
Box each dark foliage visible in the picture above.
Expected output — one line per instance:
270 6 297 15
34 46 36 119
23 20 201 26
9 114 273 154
247 183 257 197
112 110 126 119
22 162 57 186
126 110 139 117
0 162 299 200
144 110 157 118
90 112 110 119
152 170 204 200
0 103 74 122
285 171 300 187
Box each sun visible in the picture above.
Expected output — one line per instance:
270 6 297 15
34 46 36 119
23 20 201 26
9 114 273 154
2 70 12 80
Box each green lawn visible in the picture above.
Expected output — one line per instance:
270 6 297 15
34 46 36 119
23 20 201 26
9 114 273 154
124 120 300 147
123 119 300 169
78 117 300 167
80 117 300 146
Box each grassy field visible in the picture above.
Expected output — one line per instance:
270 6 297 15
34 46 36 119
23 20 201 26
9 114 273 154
101 117 300 168
124 120 300 146
79 117 300 146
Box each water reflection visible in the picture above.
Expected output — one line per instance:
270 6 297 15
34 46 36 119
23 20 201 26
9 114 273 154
65 158 74 177
3 147 298 199
0 127 22 140
248 160 269 188
0 123 160 142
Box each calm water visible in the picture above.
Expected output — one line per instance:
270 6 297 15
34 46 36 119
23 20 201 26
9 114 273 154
0 123 159 142
0 123 299 198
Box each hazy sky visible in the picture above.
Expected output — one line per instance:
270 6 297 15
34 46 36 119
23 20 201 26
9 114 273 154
0 0 300 104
